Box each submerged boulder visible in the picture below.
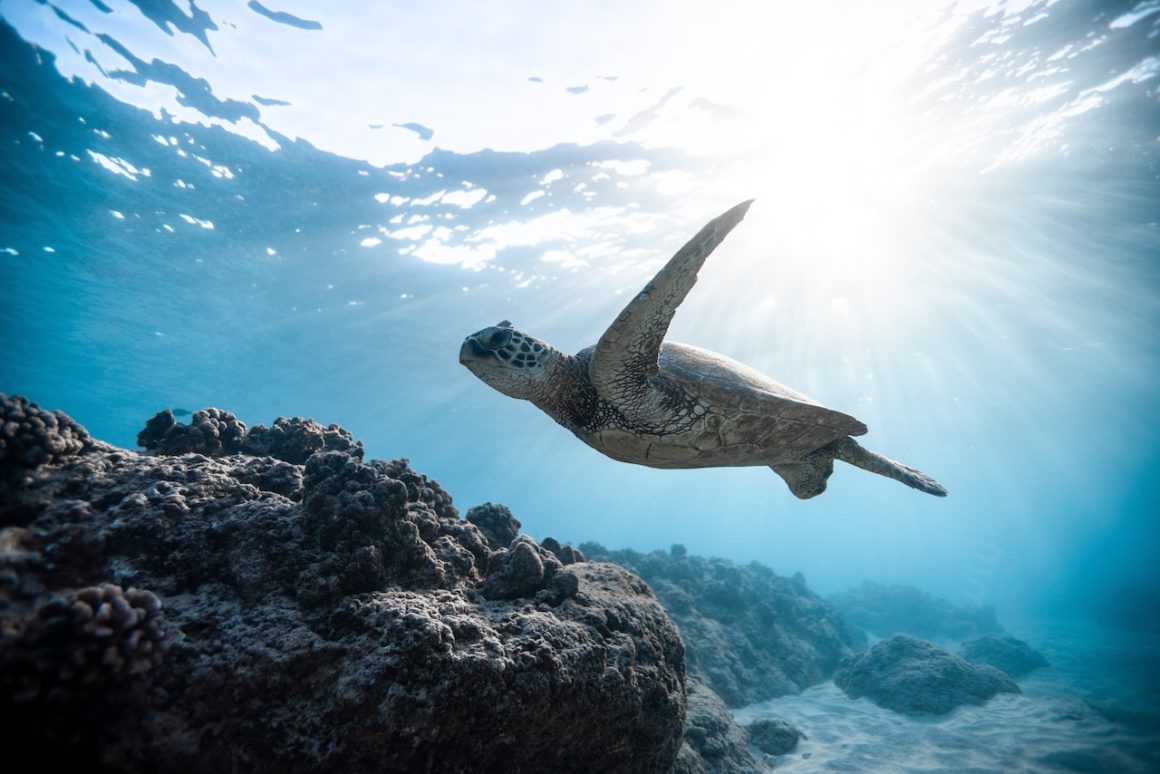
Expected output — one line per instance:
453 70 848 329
959 634 1049 678
0 396 685 772
834 635 1020 715
746 717 806 756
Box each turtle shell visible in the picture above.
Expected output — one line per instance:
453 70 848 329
656 341 867 461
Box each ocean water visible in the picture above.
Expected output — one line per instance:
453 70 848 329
1 0 1157 769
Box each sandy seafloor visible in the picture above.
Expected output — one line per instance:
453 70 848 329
733 619 1160 773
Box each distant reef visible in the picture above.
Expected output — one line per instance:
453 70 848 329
958 634 1049 678
581 543 865 707
828 579 1003 642
0 396 693 772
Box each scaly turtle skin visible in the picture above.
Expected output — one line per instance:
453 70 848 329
459 200 947 499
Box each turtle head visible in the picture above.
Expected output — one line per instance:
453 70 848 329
459 320 562 399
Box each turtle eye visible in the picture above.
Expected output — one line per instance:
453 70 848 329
480 328 512 350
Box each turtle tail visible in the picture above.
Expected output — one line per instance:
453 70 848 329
835 437 948 497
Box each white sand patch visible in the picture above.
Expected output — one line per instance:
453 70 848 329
737 683 1151 772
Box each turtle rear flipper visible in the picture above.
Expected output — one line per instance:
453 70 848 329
835 437 948 496
771 452 835 500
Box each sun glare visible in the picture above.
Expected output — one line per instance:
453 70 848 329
627 3 957 300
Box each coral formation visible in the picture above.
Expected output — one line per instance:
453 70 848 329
137 408 364 463
581 542 862 706
0 397 685 772
834 635 1020 715
465 501 521 550
539 535 585 565
0 393 91 470
137 407 247 457
480 534 564 601
0 580 167 704
242 416 362 464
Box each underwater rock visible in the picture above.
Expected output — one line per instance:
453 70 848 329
959 634 1049 677
828 580 1003 642
673 676 772 774
833 635 1020 715
0 395 684 772
581 543 863 706
746 717 806 756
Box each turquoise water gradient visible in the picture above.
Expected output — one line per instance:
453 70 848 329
1 0 1158 633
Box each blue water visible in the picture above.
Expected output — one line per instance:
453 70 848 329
2 0 1159 756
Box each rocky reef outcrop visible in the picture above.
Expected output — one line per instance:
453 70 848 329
828 580 1003 642
0 396 686 772
833 634 1020 715
581 543 864 707
959 634 1049 678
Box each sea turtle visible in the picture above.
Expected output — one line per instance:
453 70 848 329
459 200 947 499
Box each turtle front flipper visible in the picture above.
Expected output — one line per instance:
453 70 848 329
588 200 754 408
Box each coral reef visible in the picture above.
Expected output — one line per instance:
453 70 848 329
673 677 771 773
959 634 1050 678
828 580 1003 642
581 543 863 707
834 635 1020 715
0 397 686 772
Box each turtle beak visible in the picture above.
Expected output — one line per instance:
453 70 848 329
459 336 494 364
